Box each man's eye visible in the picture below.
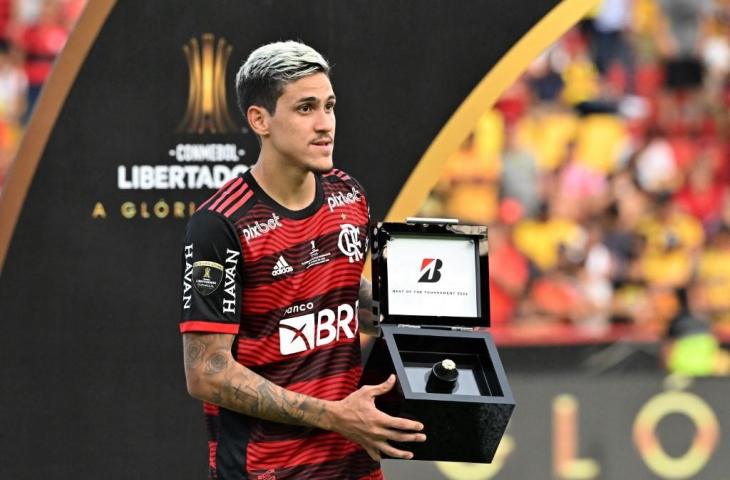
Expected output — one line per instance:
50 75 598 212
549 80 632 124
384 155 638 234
325 103 335 112
298 104 312 113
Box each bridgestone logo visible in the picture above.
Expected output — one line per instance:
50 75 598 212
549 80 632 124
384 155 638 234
418 258 443 283
272 256 293 276
278 302 359 355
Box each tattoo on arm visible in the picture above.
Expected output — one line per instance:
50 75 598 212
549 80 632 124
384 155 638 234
204 351 228 375
183 333 330 429
183 338 206 369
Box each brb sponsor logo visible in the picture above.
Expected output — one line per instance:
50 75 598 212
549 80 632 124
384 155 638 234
327 187 361 212
418 258 443 283
278 302 359 355
242 213 282 244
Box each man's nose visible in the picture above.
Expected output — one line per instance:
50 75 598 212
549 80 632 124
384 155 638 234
314 109 335 132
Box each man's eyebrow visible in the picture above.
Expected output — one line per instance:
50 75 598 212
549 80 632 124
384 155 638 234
295 95 337 103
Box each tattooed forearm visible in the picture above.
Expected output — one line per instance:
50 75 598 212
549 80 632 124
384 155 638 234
204 351 228 375
358 276 379 336
183 332 332 430
183 338 206 369
223 376 325 427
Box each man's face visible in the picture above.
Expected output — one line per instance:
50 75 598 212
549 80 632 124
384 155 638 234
265 72 336 173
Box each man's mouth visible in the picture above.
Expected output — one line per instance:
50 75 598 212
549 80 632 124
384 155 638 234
311 138 333 147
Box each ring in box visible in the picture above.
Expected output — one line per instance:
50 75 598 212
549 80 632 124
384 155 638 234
360 218 515 463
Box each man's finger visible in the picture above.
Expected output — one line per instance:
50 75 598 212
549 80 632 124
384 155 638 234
364 446 381 461
380 413 424 432
369 374 396 396
375 440 414 460
383 430 427 443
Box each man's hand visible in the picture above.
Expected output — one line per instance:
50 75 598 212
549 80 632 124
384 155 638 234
184 333 426 460
329 374 426 460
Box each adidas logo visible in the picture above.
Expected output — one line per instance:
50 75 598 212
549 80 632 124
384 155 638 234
272 256 294 277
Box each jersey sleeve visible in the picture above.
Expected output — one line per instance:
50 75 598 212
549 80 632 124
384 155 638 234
180 210 243 334
350 174 372 254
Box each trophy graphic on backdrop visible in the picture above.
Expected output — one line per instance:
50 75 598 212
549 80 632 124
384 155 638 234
361 218 515 463
178 34 239 134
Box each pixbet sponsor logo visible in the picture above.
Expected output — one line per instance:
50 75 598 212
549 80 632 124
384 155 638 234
242 213 282 244
278 302 359 355
418 258 443 283
327 187 362 212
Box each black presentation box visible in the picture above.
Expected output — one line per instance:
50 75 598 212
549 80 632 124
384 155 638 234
361 219 515 463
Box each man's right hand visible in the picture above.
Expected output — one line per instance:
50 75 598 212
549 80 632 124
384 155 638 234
327 374 427 461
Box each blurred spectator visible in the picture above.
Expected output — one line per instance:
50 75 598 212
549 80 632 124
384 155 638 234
587 0 636 92
0 38 26 186
634 127 680 192
701 0 730 94
0 39 26 120
525 50 564 103
488 221 529 328
512 202 587 273
558 140 610 219
500 124 539 217
637 192 703 288
15 0 69 121
573 112 629 175
440 132 500 225
515 106 578 171
0 0 11 42
659 0 713 90
675 152 726 228
579 220 615 329
14 0 43 25
696 226 730 327
663 286 730 375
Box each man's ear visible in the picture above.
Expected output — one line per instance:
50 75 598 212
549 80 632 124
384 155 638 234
247 105 270 137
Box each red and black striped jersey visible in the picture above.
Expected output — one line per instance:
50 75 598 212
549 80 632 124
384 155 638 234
180 168 381 480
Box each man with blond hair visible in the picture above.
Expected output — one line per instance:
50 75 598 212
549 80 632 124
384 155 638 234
180 40 425 479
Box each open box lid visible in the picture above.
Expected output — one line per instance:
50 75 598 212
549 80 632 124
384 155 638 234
371 219 490 329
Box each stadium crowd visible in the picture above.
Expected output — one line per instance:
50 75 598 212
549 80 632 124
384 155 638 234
423 0 730 347
0 0 83 186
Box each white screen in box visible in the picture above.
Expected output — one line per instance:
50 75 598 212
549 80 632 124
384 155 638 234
386 236 478 318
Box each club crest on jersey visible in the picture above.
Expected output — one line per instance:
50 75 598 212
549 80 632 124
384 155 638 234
278 302 358 355
327 186 362 212
192 260 224 295
241 212 282 244
271 255 294 277
338 224 363 263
